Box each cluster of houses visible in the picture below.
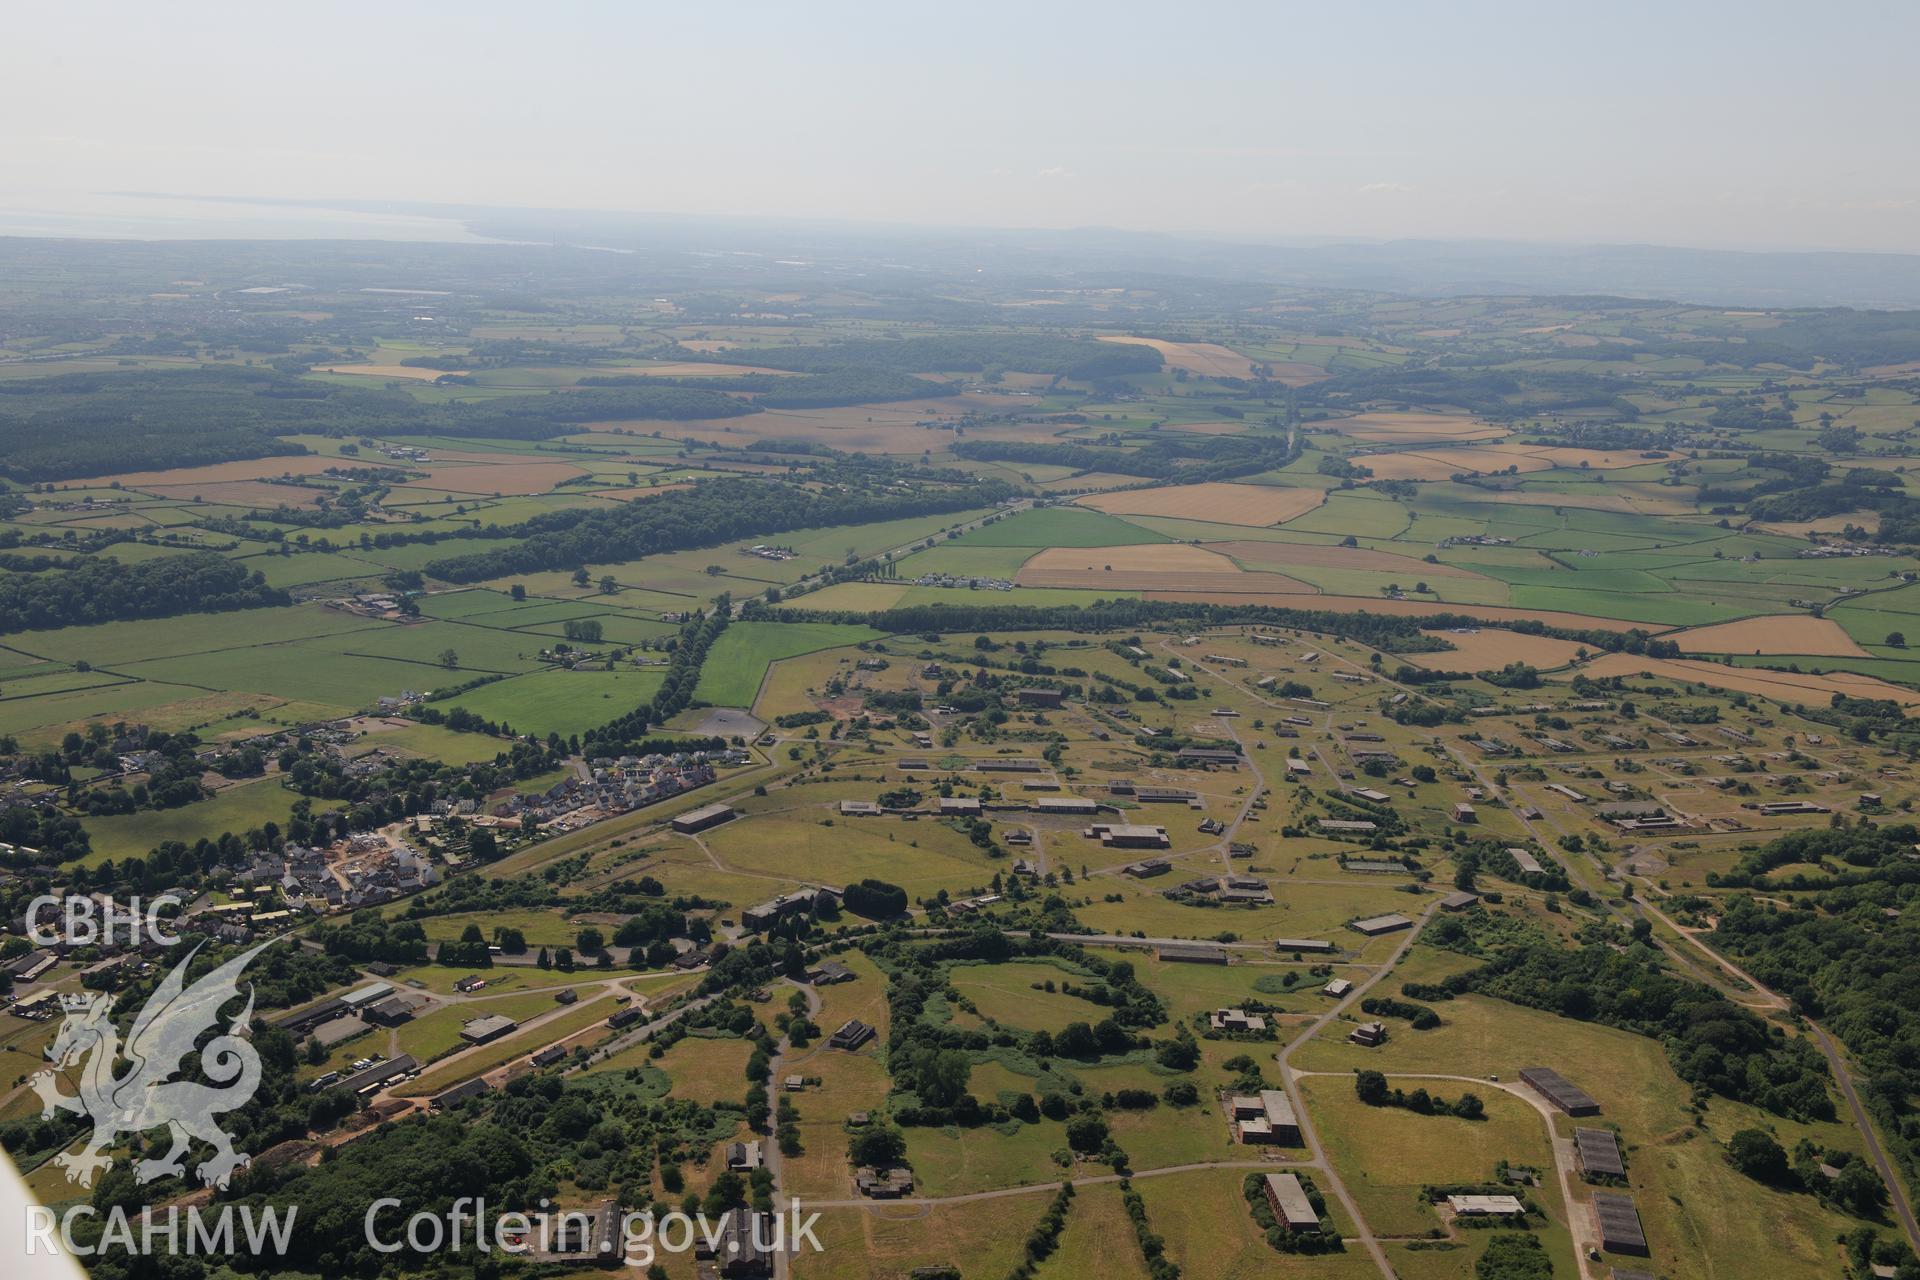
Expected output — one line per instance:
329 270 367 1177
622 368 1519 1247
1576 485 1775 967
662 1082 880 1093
229 835 441 916
511 750 738 831
911 572 1013 590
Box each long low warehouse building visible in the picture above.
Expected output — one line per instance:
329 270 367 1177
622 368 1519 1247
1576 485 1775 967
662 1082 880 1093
1521 1066 1600 1116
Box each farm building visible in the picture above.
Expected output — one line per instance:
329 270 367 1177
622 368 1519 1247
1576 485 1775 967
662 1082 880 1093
1275 937 1337 954
530 1045 568 1068
460 1014 518 1045
938 797 984 816
336 1054 416 1096
1178 748 1241 768
1349 913 1414 936
742 886 840 931
1439 891 1480 911
341 982 394 1009
1317 819 1379 834
829 1019 876 1051
855 1168 914 1199
1593 1192 1648 1255
1447 1194 1524 1216
1576 1127 1626 1178
274 997 349 1035
1033 796 1099 816
429 1077 491 1110
806 960 856 985
1262 1173 1319 1230
726 1140 764 1171
671 803 736 834
1323 978 1353 998
698 1209 775 1274
1156 943 1228 965
1209 1008 1266 1032
839 800 882 816
1016 688 1064 708
1343 858 1406 873
1134 786 1198 803
363 995 416 1027
1507 848 1545 874
1521 1066 1600 1116
1755 800 1829 816
1348 1021 1388 1047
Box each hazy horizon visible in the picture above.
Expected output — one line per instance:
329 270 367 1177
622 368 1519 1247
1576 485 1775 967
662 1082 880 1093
5 0 1917 255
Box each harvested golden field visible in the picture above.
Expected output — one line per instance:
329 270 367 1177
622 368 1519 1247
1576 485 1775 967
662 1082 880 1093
1096 335 1259 379
1017 544 1314 594
1327 411 1506 443
1360 448 1553 481
1754 511 1881 538
1668 615 1872 658
1401 628 1593 670
138 479 327 507
1563 654 1920 709
311 363 459 381
1204 539 1484 578
105 454 345 489
394 460 589 496
1141 591 1649 632
1076 481 1325 526
604 395 1037 455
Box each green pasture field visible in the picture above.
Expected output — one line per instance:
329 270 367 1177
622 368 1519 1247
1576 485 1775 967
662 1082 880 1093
79 776 300 866
439 666 666 737
691 621 880 707
946 959 1108 1032
697 807 997 901
0 603 380 668
1299 1075 1569 1248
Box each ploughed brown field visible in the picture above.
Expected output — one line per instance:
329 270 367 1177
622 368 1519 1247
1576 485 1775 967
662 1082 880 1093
1669 615 1871 658
1400 629 1594 670
1075 481 1325 526
136 479 328 507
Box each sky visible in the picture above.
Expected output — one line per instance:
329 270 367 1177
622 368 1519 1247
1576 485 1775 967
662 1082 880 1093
3 0 1917 253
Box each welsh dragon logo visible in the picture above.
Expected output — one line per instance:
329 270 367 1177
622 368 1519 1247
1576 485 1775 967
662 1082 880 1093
32 939 271 1189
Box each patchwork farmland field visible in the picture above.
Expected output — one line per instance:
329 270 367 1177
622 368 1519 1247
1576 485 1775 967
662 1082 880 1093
4 221 1920 1280
1076 481 1325 525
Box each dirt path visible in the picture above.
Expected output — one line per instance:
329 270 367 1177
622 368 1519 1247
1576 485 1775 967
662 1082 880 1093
1274 898 1443 1279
